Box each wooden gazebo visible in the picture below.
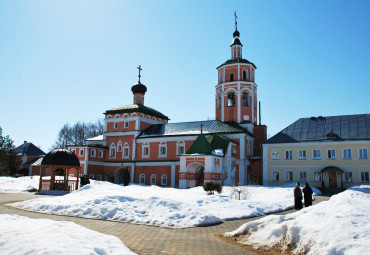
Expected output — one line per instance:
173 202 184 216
39 149 81 192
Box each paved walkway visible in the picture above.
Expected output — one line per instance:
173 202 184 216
0 193 329 255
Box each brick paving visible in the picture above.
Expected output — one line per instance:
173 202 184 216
0 193 329 255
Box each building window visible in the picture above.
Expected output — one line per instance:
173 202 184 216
344 171 353 182
230 73 234 81
91 149 96 157
124 122 129 128
139 173 145 184
72 149 76 154
142 143 150 158
360 171 369 183
89 174 95 180
285 150 293 160
158 142 167 158
242 70 248 80
285 171 293 182
79 149 84 156
242 92 249 107
178 146 184 154
117 142 122 152
271 150 280 160
97 175 102 181
161 174 167 185
109 144 116 158
98 150 103 158
114 122 118 129
359 148 368 159
298 149 307 160
327 149 336 159
313 171 322 182
272 171 280 181
343 148 352 159
247 142 251 156
150 174 157 185
299 171 307 182
123 148 129 158
216 94 221 109
313 149 321 160
227 92 235 107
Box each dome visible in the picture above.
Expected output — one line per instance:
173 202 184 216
230 38 243 46
233 29 240 37
131 82 147 94
41 149 80 167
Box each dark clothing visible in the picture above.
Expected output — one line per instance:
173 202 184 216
303 185 313 207
80 176 90 187
294 187 303 210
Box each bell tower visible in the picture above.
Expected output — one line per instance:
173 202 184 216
215 13 258 125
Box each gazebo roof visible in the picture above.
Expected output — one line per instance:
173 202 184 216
41 149 80 167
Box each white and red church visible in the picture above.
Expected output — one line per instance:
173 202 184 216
67 18 267 188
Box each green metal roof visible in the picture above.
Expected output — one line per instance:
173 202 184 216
185 133 231 156
104 104 169 120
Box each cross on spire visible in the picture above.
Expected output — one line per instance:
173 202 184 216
234 11 238 30
137 65 142 83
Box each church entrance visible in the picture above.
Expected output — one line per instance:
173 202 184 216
186 163 205 187
114 168 130 185
329 171 337 188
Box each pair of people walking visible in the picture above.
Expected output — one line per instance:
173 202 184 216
294 182 313 210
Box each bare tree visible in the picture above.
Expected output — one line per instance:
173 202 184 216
230 184 249 200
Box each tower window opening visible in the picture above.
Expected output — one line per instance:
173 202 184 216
227 92 235 107
242 70 248 80
216 94 221 109
230 73 234 81
242 92 249 107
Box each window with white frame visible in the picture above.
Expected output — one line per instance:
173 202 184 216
216 94 221 109
142 143 150 158
299 171 307 182
158 142 167 158
98 150 103 158
109 144 116 158
271 150 280 160
242 92 249 107
97 175 102 181
359 148 368 159
139 173 145 184
89 174 95 180
227 92 235 107
313 171 322 182
360 171 369 183
285 171 293 182
327 149 336 159
79 149 84 157
285 150 293 160
298 149 307 160
343 148 352 159
161 174 167 185
242 69 248 80
272 171 280 181
344 171 353 182
176 141 185 155
124 122 129 128
122 143 130 159
150 174 157 185
114 122 118 129
313 149 321 159
117 142 122 152
91 149 96 157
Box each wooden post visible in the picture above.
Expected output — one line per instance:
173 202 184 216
75 167 80 190
51 166 55 190
39 166 43 191
65 167 69 191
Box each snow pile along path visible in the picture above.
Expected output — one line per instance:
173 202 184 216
0 176 39 192
0 214 136 255
225 186 370 255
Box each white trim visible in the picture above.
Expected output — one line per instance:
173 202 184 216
299 170 308 182
105 131 141 137
91 149 96 158
285 170 293 182
158 142 167 158
150 174 157 185
264 140 370 147
161 174 168 185
360 171 370 183
327 148 336 159
272 170 280 181
142 143 150 158
139 173 145 184
342 148 352 160
359 147 369 159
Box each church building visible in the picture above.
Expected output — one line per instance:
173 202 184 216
68 17 267 188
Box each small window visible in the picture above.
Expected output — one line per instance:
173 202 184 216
98 150 103 158
124 122 129 128
227 92 235 107
360 171 369 183
161 174 167 185
343 148 352 159
72 149 76 154
247 142 251 156
313 149 321 160
91 149 96 157
178 146 184 154
271 150 280 160
344 171 353 182
272 171 280 181
327 149 336 159
299 171 307 182
285 150 293 160
242 70 248 80
79 149 84 156
117 144 122 152
139 173 145 184
97 175 102 181
150 174 157 185
242 92 249 107
313 171 322 182
285 171 293 182
359 148 368 159
216 94 221 109
230 73 234 81
89 174 95 180
298 149 307 160
114 122 118 129
123 148 129 158
142 144 150 158
160 147 166 155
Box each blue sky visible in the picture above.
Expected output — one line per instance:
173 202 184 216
1 0 369 152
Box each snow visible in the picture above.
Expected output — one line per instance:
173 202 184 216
212 149 224 156
6 180 320 228
0 214 136 255
0 176 40 193
225 185 370 255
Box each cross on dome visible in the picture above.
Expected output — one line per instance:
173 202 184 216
137 65 142 83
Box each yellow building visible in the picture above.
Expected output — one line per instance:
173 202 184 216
263 114 370 190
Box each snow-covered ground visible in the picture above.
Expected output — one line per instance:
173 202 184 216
0 176 40 193
0 214 136 255
6 179 320 228
225 185 370 255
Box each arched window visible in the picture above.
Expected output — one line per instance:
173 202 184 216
254 94 257 109
227 92 235 107
230 73 234 81
161 174 167 185
242 70 248 80
139 173 145 184
219 72 223 83
216 94 221 109
242 92 249 107
150 174 157 185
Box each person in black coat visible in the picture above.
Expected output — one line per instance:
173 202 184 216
80 175 90 187
302 182 313 207
294 182 303 210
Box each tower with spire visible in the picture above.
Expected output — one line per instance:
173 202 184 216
131 65 147 105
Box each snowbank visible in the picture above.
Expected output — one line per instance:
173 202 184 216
0 176 39 193
7 181 320 228
0 214 136 255
225 186 370 255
